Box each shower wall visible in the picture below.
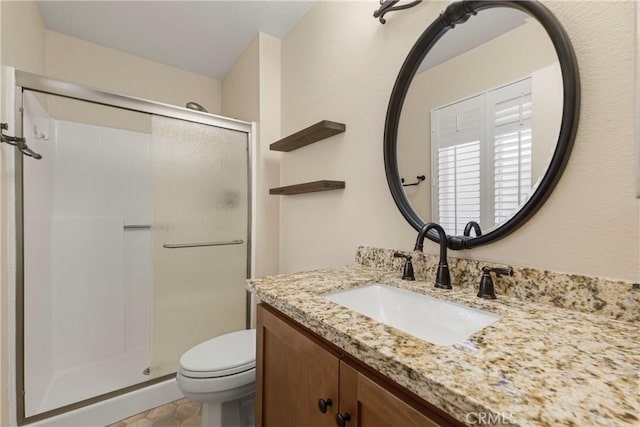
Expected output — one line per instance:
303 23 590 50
50 121 150 372
23 92 152 415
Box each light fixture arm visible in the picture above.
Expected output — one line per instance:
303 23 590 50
373 0 423 24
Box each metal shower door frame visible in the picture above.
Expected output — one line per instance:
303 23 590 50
12 70 255 425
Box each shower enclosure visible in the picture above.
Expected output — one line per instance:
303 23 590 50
8 70 253 425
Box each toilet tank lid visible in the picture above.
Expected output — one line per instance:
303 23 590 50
180 329 256 374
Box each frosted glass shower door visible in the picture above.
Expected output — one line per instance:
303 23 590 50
150 116 249 377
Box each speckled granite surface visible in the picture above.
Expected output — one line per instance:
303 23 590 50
356 246 640 323
248 264 639 426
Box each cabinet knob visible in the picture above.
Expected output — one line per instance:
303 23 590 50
335 412 351 427
317 398 333 414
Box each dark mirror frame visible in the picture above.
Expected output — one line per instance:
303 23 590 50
384 0 580 250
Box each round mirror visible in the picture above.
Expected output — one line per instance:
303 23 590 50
384 0 580 249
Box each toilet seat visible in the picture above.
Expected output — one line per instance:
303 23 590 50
179 329 256 379
180 362 254 379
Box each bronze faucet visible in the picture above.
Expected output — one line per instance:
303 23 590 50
414 223 451 289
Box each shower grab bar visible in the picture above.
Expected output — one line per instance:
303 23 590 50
163 239 244 249
124 225 151 230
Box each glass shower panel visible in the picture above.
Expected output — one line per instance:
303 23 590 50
21 91 153 417
149 116 248 377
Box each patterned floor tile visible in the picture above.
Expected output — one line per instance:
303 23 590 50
108 398 202 427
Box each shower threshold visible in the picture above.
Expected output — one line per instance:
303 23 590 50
30 347 149 416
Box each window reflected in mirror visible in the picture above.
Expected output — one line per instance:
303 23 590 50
397 8 562 235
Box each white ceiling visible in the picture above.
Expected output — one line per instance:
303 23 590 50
36 1 316 80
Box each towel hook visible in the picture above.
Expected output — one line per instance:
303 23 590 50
401 175 426 187
1 123 42 159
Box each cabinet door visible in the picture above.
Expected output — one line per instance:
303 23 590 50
256 305 339 427
339 362 440 427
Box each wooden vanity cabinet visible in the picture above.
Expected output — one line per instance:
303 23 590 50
256 304 461 427
256 303 339 427
338 362 439 427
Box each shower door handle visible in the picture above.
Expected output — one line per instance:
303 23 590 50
162 239 244 249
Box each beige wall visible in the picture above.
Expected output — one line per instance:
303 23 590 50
223 37 260 123
637 0 640 202
280 1 639 283
0 68 8 427
636 2 640 285
222 32 281 278
0 8 6 426
0 1 46 76
45 31 222 114
256 33 282 278
1 4 223 115
0 2 47 425
531 62 563 181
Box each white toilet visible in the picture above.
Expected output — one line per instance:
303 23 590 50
177 329 256 427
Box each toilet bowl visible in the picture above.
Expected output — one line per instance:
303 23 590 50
177 329 256 427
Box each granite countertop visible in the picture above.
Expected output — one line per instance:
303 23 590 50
247 264 639 427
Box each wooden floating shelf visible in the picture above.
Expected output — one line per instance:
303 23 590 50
270 120 346 152
269 180 345 196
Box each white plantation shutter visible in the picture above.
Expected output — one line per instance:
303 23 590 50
488 78 532 224
431 77 532 233
432 95 484 235
437 141 481 234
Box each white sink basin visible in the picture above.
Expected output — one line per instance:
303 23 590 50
323 284 500 346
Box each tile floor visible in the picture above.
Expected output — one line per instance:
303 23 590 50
108 398 202 427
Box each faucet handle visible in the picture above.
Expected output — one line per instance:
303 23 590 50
393 252 415 281
482 266 513 276
478 266 513 299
